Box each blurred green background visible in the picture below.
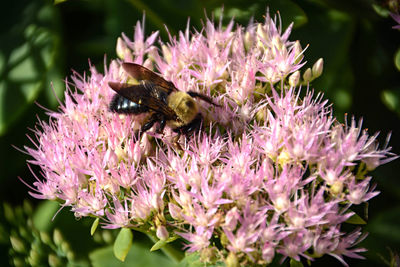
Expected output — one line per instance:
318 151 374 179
1 0 399 266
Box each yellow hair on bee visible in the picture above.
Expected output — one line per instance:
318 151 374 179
167 91 198 128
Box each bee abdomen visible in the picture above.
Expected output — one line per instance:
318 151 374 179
109 94 149 114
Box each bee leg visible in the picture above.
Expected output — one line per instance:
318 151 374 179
184 118 202 137
173 114 202 137
156 117 166 134
135 113 160 140
172 133 183 151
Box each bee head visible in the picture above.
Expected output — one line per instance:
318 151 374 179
167 92 198 127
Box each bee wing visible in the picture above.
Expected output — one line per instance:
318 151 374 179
122 63 177 94
108 81 177 120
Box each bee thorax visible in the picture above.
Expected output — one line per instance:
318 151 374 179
167 91 198 127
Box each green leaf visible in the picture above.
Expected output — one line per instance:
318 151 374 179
91 218 100 236
33 200 59 231
0 1 62 136
176 252 202 267
150 240 167 252
346 213 367 225
394 47 400 72
54 0 68 4
372 4 390 17
175 252 225 267
368 207 400 242
212 0 307 29
3 202 15 223
290 259 304 267
269 0 308 28
113 228 133 262
124 0 173 36
381 89 400 116
362 206 400 260
90 244 176 267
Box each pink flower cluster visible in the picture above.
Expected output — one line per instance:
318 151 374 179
24 13 396 266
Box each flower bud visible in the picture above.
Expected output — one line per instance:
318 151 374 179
109 60 121 78
143 58 154 70
224 208 239 231
10 236 26 253
362 142 381 171
303 68 312 83
220 232 229 246
162 45 172 64
274 194 290 212
262 242 275 264
141 134 153 158
289 71 300 87
200 247 217 263
23 200 33 215
256 24 267 48
255 107 267 123
330 180 343 196
244 31 253 51
156 225 169 240
312 58 324 78
225 251 239 267
93 232 102 243
102 230 114 244
168 203 183 220
31 241 41 252
19 226 30 240
48 253 63 267
348 188 364 205
3 203 14 222
314 238 330 257
271 35 284 52
53 229 63 247
277 150 291 166
293 41 304 64
28 248 41 266
13 258 25 267
116 37 130 60
363 157 380 171
27 218 34 229
114 144 126 162
66 251 75 261
61 241 71 254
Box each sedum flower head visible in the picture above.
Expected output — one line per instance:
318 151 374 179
24 12 396 266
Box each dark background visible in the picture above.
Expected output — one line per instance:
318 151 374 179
1 0 399 266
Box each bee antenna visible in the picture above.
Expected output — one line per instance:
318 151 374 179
187 91 220 107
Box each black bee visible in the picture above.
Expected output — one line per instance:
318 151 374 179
108 63 219 137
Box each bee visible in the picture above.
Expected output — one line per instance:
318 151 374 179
108 62 219 138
